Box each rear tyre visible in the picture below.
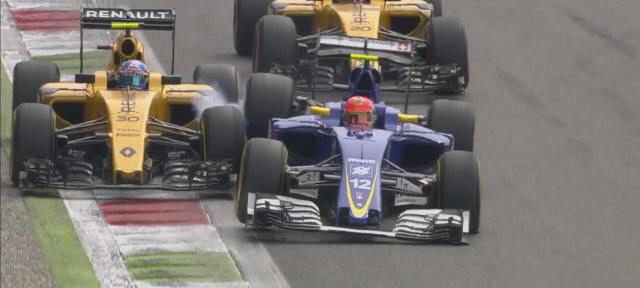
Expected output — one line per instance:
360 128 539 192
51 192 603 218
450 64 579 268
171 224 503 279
428 99 475 151
437 151 480 234
235 138 288 223
233 0 273 56
10 103 56 185
252 15 298 73
244 73 294 138
193 64 240 103
12 61 60 109
427 17 468 94
200 106 246 166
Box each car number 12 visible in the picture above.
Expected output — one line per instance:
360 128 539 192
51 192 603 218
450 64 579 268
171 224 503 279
350 178 372 190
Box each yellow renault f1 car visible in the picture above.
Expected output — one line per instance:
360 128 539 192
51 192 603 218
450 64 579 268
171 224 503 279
10 8 246 192
233 0 467 94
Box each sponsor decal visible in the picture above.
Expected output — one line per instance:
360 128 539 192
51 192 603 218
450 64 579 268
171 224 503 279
120 147 136 158
397 42 409 51
120 92 136 113
83 9 173 20
346 158 377 217
115 128 141 137
351 165 371 176
116 92 140 122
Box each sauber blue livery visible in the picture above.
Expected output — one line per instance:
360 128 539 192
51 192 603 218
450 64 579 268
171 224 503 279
236 63 480 244
271 103 453 226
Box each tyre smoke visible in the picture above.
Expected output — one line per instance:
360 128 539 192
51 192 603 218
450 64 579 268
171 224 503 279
192 81 241 119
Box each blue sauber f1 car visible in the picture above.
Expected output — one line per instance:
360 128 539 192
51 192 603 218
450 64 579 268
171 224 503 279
236 60 479 244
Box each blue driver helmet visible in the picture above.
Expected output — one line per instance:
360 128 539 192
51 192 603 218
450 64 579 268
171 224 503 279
116 60 149 89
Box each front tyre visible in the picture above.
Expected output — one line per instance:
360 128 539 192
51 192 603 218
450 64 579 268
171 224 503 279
427 17 469 94
10 103 56 185
244 73 294 138
437 151 480 234
428 99 475 151
200 105 246 166
235 138 288 223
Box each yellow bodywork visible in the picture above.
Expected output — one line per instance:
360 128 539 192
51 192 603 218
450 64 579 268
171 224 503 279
271 0 432 38
271 0 432 71
38 34 215 184
40 74 213 184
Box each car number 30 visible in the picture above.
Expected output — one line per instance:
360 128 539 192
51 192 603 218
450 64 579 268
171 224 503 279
350 178 372 190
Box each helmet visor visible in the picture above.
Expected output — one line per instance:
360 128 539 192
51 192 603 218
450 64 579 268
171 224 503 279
345 112 371 126
118 73 147 89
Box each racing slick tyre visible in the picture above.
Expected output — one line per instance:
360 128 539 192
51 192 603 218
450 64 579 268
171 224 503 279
428 99 475 151
244 73 294 138
252 15 298 73
437 151 480 234
193 64 240 103
200 105 246 166
235 138 288 223
427 17 468 94
12 61 60 110
10 103 56 185
234 0 272 56
428 0 442 17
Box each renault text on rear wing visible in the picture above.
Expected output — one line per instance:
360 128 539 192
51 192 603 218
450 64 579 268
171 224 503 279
81 8 175 30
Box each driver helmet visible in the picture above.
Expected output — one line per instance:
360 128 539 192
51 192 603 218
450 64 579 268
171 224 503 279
344 96 375 127
116 60 149 89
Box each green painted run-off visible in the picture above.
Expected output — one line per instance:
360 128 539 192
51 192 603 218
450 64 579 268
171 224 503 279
25 196 100 288
1 59 12 151
2 58 99 287
126 251 243 283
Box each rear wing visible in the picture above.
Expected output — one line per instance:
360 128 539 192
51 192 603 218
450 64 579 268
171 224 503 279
81 8 175 30
79 8 177 73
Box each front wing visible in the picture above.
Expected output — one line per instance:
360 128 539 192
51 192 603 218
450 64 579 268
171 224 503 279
18 158 234 191
245 193 470 244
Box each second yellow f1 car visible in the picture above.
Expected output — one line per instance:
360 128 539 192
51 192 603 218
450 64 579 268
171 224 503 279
10 8 246 192
233 0 468 94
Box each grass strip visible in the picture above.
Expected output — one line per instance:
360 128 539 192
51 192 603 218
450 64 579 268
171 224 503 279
25 195 100 288
1 59 12 152
4 57 98 286
126 251 243 283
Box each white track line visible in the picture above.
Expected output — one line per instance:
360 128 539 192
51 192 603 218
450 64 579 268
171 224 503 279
2 1 135 287
61 192 137 287
203 200 291 288
3 0 286 286
137 281 250 288
6 0 89 10
110 225 228 256
1 0 29 75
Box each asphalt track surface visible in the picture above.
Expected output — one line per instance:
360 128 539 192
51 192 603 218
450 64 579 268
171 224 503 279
1 151 56 288
122 0 640 287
